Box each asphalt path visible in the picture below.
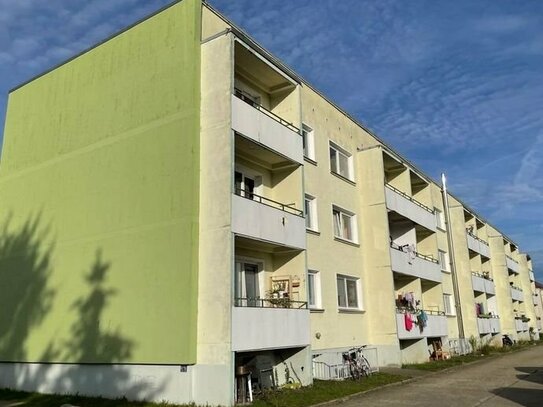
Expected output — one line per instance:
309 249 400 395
335 345 543 407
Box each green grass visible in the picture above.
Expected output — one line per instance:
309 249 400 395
0 388 194 407
0 374 405 407
403 340 542 372
251 373 406 407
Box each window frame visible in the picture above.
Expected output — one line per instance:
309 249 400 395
305 194 319 232
435 209 446 230
308 270 322 309
302 124 316 162
332 205 358 244
438 250 450 273
336 274 362 310
329 141 354 181
443 293 455 316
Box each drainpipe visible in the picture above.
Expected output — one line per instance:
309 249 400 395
441 173 465 342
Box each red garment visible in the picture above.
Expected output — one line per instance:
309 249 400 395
404 313 413 331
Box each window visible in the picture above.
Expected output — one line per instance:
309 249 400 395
305 194 318 231
439 250 449 272
443 293 455 316
235 259 263 307
337 274 361 309
329 141 353 181
332 205 358 243
302 124 315 161
435 209 446 230
308 270 322 309
234 165 262 199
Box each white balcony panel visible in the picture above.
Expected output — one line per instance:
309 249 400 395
484 279 496 296
232 95 303 164
232 194 305 249
466 234 491 258
471 275 485 293
530 271 535 282
510 287 524 302
390 248 442 283
514 319 529 332
385 187 436 231
506 256 519 273
232 307 310 351
477 318 500 335
396 314 448 340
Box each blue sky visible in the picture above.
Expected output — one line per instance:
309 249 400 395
1 0 542 279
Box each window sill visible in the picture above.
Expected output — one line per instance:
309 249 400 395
330 171 356 186
307 228 320 236
304 156 317 166
441 269 451 274
445 314 456 317
310 307 325 313
436 226 447 232
334 236 360 247
338 308 364 314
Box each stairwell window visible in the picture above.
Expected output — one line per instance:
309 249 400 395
308 270 322 309
439 250 450 273
332 205 358 243
302 124 316 161
305 194 318 232
337 274 361 310
435 209 446 230
443 293 455 316
329 141 353 181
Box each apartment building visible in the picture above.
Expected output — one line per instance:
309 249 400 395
0 1 538 406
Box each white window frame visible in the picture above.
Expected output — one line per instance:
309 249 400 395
439 250 450 273
305 194 319 232
329 141 354 181
302 124 316 161
435 209 446 230
308 270 322 309
443 293 455 316
336 274 362 310
234 164 263 199
234 256 265 306
332 205 358 243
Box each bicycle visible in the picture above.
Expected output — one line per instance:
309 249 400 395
342 345 372 380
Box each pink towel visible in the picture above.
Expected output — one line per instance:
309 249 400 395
404 313 413 331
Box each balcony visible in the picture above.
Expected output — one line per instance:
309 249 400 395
232 191 305 250
506 255 519 274
384 184 436 231
396 311 448 340
232 93 302 165
466 232 491 258
471 272 495 295
530 271 535 282
477 316 501 335
510 286 524 302
514 318 529 332
232 299 310 352
390 245 441 283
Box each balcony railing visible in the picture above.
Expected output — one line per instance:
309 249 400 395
466 229 488 246
395 309 448 339
506 255 519 273
471 272 495 295
234 297 308 309
385 183 434 214
235 187 303 217
391 243 439 264
234 88 299 133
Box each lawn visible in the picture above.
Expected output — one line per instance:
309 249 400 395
0 373 406 407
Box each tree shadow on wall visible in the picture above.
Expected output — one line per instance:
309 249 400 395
0 216 163 401
0 214 55 363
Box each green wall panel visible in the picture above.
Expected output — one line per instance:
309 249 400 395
0 0 201 364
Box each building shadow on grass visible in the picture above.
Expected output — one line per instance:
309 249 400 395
0 215 163 401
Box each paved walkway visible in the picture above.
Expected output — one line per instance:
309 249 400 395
336 345 543 407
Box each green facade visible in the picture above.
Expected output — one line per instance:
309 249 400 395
0 0 201 364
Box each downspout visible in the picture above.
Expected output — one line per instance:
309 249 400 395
441 173 465 341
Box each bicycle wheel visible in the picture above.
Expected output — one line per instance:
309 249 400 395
349 363 361 380
359 356 371 377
